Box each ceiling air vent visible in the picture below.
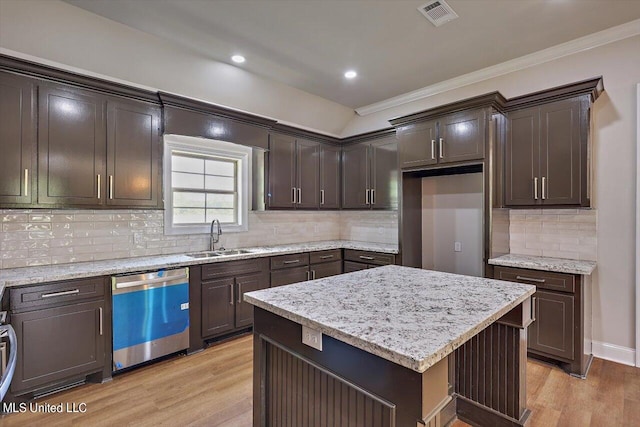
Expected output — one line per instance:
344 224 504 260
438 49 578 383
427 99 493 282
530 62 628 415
418 0 459 27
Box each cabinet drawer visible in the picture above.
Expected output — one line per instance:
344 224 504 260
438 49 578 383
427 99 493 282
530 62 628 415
10 277 106 312
344 250 395 266
494 266 575 293
202 258 269 281
310 249 342 265
270 253 310 270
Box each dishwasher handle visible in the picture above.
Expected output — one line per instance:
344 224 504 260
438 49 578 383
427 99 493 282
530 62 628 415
114 273 189 289
0 324 17 401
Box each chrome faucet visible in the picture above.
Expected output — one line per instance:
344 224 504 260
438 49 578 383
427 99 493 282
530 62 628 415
209 219 222 251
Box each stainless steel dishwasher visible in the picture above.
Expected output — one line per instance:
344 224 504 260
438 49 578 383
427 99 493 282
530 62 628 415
112 268 189 371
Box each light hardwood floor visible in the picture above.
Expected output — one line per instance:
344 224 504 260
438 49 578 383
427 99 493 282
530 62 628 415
1 334 639 427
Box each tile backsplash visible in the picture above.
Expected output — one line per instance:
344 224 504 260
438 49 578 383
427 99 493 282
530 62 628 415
0 209 398 269
508 209 597 261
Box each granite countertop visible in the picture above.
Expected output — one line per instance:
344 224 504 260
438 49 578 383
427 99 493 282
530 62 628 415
488 254 596 275
0 240 398 290
244 265 535 373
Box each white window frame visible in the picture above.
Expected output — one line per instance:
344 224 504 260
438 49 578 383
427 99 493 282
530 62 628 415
163 134 251 235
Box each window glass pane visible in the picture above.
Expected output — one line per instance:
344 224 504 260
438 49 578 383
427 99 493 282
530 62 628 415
205 159 235 176
173 208 206 224
172 172 204 190
206 193 235 209
173 192 206 208
205 175 235 191
206 209 235 224
173 155 204 174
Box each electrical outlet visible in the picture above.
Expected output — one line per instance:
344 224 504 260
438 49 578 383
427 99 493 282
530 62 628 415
302 325 323 351
454 241 462 252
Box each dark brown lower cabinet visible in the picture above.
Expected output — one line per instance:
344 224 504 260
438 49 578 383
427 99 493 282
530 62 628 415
8 277 109 397
493 265 590 377
343 249 396 272
194 258 270 351
270 250 343 287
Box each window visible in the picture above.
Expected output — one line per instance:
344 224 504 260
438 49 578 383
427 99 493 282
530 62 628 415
163 135 251 235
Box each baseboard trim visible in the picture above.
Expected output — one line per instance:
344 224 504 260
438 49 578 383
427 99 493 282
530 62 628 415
592 341 637 367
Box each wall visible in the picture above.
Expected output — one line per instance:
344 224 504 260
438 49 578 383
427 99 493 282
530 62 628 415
344 35 640 359
0 209 398 269
421 174 484 277
0 0 355 137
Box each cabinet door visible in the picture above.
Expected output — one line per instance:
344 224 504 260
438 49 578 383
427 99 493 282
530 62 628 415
106 99 161 207
11 300 105 394
505 107 540 206
370 137 398 210
267 133 296 208
319 144 341 209
539 98 582 205
270 266 309 287
201 277 235 337
38 84 106 206
342 143 370 209
343 261 370 273
529 290 575 360
0 72 36 205
397 121 437 169
311 260 343 279
296 139 320 209
438 109 485 164
235 271 269 328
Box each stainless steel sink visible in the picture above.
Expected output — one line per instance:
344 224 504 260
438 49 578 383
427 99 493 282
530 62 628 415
185 249 253 258
214 249 253 256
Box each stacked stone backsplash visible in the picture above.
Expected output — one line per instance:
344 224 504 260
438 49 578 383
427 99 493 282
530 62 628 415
0 209 398 269
509 209 597 261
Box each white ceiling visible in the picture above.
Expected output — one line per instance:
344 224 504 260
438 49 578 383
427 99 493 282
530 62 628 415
63 0 640 109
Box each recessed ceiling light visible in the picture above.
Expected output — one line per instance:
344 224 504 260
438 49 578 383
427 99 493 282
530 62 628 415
344 70 357 79
231 55 246 64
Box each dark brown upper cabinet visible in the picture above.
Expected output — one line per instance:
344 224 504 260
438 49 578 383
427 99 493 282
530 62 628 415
0 71 36 205
267 132 320 209
397 109 486 170
342 135 398 210
319 144 341 209
106 99 161 207
38 83 107 206
505 97 588 207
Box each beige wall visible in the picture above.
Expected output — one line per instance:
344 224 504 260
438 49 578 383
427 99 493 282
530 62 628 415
0 0 355 137
346 35 640 352
421 174 484 277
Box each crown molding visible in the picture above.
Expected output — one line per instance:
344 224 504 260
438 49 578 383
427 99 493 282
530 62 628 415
356 19 640 116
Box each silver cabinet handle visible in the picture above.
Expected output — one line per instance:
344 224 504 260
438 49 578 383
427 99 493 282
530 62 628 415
24 169 29 196
237 282 242 304
439 138 444 159
306 270 310 281
291 187 296 204
99 307 103 336
516 275 546 283
283 259 300 265
298 188 302 205
0 325 17 401
109 175 114 200
542 177 546 200
312 270 316 280
97 174 101 199
42 289 80 298
534 177 539 200
371 189 375 205
319 255 334 260
366 189 370 205
531 297 537 322
320 189 325 205
359 255 375 260
229 283 234 305
431 140 436 160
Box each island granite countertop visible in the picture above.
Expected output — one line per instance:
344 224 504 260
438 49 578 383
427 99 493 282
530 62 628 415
488 254 596 275
0 240 398 292
244 265 535 373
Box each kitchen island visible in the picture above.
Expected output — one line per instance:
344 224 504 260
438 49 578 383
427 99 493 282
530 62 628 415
245 265 536 427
